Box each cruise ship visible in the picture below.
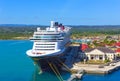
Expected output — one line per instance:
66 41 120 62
26 21 71 71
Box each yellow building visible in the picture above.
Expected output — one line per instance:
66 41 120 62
84 47 116 61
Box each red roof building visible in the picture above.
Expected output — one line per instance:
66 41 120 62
115 48 120 53
80 44 88 51
115 42 120 47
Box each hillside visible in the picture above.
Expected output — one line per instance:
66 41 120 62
0 25 120 39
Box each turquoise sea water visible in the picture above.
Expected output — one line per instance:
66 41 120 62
0 40 120 81
0 40 70 81
82 70 120 81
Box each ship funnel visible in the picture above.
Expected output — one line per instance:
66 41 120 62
50 21 59 27
59 23 62 26
55 22 58 26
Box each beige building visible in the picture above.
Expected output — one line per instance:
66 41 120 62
83 47 116 61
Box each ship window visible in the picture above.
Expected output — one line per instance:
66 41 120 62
30 39 57 42
36 44 55 45
35 34 60 35
32 39 63 40
34 35 60 39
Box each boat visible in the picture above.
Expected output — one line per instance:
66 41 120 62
26 21 71 71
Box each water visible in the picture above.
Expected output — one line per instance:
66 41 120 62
82 70 120 81
0 40 70 81
0 40 120 81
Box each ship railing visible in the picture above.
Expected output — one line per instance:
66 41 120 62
34 31 60 34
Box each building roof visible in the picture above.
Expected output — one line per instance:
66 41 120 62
84 47 115 53
80 44 88 51
115 42 120 47
115 48 120 52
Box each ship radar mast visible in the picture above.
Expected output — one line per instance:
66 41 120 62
50 21 55 28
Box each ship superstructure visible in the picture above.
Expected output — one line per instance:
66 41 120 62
26 21 71 58
26 21 71 71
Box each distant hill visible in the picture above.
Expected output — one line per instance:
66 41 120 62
0 24 120 28
0 24 48 27
0 25 120 39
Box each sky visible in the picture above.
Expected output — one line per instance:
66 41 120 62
0 0 120 25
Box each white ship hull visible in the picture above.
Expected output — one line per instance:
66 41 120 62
27 48 69 71
26 48 66 58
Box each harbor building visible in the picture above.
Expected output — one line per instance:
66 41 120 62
79 47 116 61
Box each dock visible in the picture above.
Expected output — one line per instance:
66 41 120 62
71 61 120 74
62 46 120 80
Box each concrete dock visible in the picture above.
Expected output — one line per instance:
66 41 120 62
71 61 120 74
63 46 120 81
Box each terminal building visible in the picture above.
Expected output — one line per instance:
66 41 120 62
79 47 116 61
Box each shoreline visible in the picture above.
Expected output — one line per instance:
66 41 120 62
0 39 29 41
70 61 120 74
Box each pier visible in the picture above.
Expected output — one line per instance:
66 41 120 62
60 46 120 81
71 60 120 74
